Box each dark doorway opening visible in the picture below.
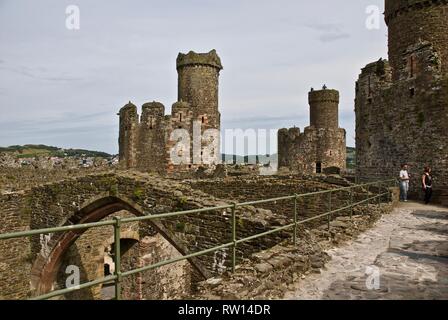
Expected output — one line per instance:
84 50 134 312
316 162 322 174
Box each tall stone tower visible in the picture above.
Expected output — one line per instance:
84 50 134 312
177 50 222 129
355 0 448 203
278 87 346 174
118 102 139 168
176 50 223 165
118 50 223 175
385 0 448 81
309 89 339 129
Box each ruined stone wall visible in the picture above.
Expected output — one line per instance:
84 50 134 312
118 103 139 169
136 102 168 173
356 1 448 201
0 192 31 299
138 233 195 300
188 176 376 230
0 172 294 299
55 211 194 300
0 167 109 193
278 89 346 174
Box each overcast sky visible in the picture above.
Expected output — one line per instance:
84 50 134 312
0 0 388 155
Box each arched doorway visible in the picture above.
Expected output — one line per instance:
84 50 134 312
101 238 139 300
30 196 207 299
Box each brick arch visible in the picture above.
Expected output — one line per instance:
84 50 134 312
30 195 208 298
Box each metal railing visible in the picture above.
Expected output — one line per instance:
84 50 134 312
0 179 396 300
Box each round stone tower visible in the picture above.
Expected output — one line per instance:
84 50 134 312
385 0 448 80
118 101 139 168
176 50 223 129
309 88 339 129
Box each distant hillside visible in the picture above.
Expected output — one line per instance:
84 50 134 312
0 144 112 159
346 147 356 169
222 147 355 167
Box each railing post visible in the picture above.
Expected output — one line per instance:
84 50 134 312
378 182 381 206
366 185 370 208
231 203 237 273
113 216 122 300
328 191 332 237
350 187 353 220
388 180 392 203
293 194 298 246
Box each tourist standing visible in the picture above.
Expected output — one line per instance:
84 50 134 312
422 167 433 205
399 164 410 202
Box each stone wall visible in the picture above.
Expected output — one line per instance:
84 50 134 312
385 0 448 80
194 203 394 299
278 88 346 174
356 1 448 202
188 175 382 229
0 167 108 193
0 171 292 300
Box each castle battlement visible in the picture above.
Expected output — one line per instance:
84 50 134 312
176 50 223 70
119 50 222 175
278 88 346 174
385 0 448 24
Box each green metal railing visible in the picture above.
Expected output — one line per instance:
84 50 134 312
0 179 396 300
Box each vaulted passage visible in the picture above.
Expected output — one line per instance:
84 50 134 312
31 197 201 300
0 172 303 300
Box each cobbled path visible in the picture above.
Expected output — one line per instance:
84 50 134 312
284 202 448 300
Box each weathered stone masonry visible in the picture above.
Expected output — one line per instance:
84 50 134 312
0 172 300 299
0 171 383 300
278 88 347 174
356 0 448 203
118 50 222 175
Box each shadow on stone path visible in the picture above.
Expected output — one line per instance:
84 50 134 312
284 202 448 300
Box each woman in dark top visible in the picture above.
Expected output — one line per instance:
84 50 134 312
422 167 433 204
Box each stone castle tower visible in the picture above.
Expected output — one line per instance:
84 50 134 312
278 87 346 174
355 0 448 201
118 50 223 174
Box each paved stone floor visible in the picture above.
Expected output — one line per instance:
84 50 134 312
284 202 448 300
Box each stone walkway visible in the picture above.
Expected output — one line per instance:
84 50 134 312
284 202 448 300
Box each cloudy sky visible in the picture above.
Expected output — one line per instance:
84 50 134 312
0 0 388 155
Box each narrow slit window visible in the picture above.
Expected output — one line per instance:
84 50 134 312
316 162 322 174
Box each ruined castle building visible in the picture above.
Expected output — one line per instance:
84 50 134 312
177 50 222 129
118 50 223 174
278 88 347 174
355 0 448 200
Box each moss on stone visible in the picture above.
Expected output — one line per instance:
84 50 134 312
133 187 144 200
175 222 186 232
109 184 118 197
417 112 425 127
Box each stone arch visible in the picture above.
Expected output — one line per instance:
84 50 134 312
30 195 208 298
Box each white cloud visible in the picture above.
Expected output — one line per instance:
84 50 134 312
0 0 387 153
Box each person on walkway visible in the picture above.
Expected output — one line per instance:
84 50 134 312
399 164 410 202
422 167 433 204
